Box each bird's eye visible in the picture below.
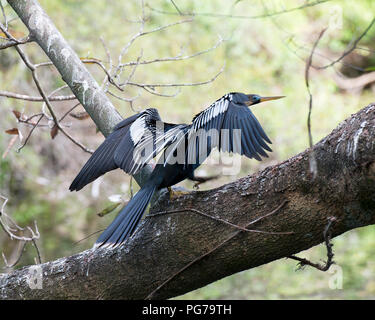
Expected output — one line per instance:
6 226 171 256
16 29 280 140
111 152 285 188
252 95 260 102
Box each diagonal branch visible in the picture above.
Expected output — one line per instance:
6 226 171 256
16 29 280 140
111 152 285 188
148 0 331 19
0 90 77 102
6 0 153 186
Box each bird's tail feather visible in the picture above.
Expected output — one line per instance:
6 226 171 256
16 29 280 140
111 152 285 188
94 185 156 248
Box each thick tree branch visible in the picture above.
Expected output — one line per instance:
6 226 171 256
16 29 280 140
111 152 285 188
1 103 374 299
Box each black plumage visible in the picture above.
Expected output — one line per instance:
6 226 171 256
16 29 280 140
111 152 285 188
69 92 284 248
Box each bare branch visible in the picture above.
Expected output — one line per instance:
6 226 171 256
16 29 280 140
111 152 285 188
2 241 27 269
107 90 140 103
0 1 8 30
113 17 193 80
148 0 331 20
170 0 183 15
265 6 370 75
118 50 143 90
3 33 94 154
0 195 40 243
0 90 76 102
7 0 124 138
289 216 336 271
99 36 113 91
58 102 81 122
118 36 224 68
305 28 326 180
315 18 375 70
0 35 30 49
125 64 225 89
16 113 44 152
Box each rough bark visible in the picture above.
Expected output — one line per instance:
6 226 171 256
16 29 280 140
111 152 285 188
1 103 375 299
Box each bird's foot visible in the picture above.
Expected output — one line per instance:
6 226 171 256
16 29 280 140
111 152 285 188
193 182 201 190
192 175 220 190
168 187 189 200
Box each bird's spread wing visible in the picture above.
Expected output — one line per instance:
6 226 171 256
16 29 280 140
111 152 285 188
187 93 272 163
190 93 230 132
113 109 185 175
69 112 141 191
184 94 230 165
70 108 186 191
220 103 272 161
113 108 160 175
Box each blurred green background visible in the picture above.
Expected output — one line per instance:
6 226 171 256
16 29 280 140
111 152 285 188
0 0 374 299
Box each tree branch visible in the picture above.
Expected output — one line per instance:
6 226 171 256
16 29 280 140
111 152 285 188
6 0 153 185
6 0 121 137
1 103 374 299
0 90 76 102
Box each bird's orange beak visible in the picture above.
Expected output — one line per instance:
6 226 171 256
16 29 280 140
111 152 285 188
259 96 285 102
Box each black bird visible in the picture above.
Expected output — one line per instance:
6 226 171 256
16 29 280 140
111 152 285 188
69 92 284 248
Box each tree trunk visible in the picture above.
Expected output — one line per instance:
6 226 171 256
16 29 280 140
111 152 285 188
1 103 375 299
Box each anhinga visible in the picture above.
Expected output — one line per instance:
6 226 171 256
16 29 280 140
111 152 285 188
69 92 284 248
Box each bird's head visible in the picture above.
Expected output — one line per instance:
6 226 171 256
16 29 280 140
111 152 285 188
231 92 285 106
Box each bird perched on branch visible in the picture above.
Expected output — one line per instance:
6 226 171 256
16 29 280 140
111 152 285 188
70 92 284 248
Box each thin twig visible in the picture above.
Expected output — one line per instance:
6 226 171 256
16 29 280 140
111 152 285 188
288 216 336 271
119 50 143 89
315 18 375 70
16 114 44 152
118 37 224 68
58 102 81 122
126 64 225 88
305 28 326 180
2 241 26 269
0 195 41 268
267 9 368 74
0 196 40 243
113 15 193 80
99 36 113 91
107 90 139 102
0 35 30 49
7 39 93 154
0 90 76 102
31 238 41 264
170 0 183 15
73 229 105 246
148 0 331 19
139 86 181 97
0 1 7 30
282 35 366 73
2 135 17 159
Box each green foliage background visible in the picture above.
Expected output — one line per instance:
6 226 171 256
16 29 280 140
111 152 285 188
0 0 374 299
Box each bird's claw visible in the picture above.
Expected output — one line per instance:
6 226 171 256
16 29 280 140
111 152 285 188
193 182 201 190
